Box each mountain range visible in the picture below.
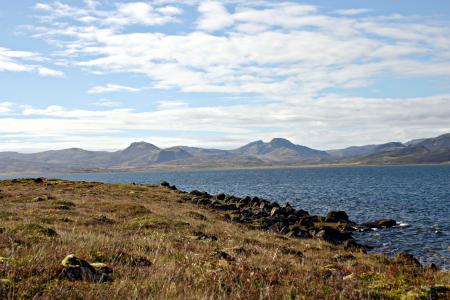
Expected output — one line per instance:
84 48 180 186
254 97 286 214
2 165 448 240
0 133 449 174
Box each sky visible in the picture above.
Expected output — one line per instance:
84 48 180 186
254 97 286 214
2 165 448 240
0 0 449 152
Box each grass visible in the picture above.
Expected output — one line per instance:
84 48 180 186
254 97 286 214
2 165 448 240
0 178 448 299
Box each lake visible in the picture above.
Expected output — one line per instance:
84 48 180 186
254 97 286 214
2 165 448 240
2 165 449 269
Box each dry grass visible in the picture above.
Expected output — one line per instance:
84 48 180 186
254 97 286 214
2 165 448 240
0 178 448 299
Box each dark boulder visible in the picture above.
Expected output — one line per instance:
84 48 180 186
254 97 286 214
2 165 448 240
314 227 351 244
298 215 323 228
190 190 210 197
250 197 261 206
34 177 45 184
239 196 251 205
159 181 171 188
363 219 397 229
295 209 309 218
286 214 299 224
212 203 239 211
215 193 225 200
325 211 349 223
288 228 311 239
59 254 112 283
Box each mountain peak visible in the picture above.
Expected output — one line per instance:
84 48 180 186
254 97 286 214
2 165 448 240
124 141 159 153
269 138 295 148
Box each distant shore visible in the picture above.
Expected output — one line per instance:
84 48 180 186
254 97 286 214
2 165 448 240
1 161 449 177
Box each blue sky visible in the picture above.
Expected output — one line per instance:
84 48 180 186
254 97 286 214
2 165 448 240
0 0 449 152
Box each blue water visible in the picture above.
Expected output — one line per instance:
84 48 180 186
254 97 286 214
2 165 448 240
2 165 449 268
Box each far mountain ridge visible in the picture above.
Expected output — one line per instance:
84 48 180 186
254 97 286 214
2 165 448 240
0 133 449 174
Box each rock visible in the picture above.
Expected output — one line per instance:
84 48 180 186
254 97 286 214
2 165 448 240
190 190 209 197
286 214 299 224
212 203 239 211
215 193 225 200
160 181 171 188
325 211 349 223
363 219 397 229
271 202 280 208
314 227 351 244
60 254 103 282
288 228 311 239
298 215 322 228
395 252 421 267
270 207 280 217
295 209 309 217
34 177 45 184
251 197 261 205
259 202 269 211
61 254 91 268
283 203 295 215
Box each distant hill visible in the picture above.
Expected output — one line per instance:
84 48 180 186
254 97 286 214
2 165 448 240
0 133 449 174
327 142 405 159
234 138 330 163
357 134 450 165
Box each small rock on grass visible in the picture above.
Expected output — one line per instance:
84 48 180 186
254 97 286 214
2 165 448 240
60 254 112 283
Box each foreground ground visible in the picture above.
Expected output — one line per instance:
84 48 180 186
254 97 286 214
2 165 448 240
0 179 448 299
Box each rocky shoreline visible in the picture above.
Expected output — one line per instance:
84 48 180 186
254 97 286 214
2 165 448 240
160 181 398 253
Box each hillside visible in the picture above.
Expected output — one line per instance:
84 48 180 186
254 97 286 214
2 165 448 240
0 133 449 174
0 179 448 299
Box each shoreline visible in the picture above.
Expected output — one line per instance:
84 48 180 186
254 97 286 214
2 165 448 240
1 161 449 177
0 178 448 298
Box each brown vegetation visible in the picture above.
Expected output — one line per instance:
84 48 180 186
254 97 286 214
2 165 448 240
0 178 448 299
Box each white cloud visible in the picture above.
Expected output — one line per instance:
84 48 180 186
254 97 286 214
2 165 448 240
34 1 181 28
335 8 371 16
4 1 448 151
88 84 140 94
1 94 449 151
38 67 65 77
197 1 234 31
0 46 64 77
156 100 189 110
156 5 183 15
29 1 450 99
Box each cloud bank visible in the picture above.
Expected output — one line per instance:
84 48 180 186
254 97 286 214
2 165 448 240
0 0 449 151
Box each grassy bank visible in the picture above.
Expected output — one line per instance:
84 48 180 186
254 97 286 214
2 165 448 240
0 179 448 299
